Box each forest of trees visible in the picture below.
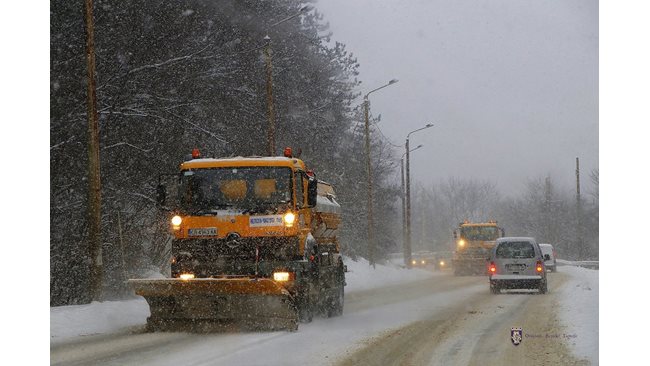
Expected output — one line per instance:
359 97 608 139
406 172 599 261
50 1 598 306
51 0 401 305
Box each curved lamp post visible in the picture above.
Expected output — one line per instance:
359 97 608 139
405 123 433 268
401 144 422 267
364 79 398 267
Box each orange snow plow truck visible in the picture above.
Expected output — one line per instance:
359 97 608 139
128 148 345 331
452 221 505 276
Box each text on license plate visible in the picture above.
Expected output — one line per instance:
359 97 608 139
507 264 526 271
188 228 217 236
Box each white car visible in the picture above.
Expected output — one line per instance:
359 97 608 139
488 237 548 294
538 243 557 272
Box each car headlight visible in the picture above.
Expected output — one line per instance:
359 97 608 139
283 212 296 227
458 239 466 247
179 273 194 280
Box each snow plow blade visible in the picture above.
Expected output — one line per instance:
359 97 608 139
128 278 298 332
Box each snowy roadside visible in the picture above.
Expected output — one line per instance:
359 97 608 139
50 258 436 343
556 266 599 365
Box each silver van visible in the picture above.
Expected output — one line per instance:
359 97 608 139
488 237 547 294
538 243 557 272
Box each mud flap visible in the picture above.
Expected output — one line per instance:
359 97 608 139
128 278 299 331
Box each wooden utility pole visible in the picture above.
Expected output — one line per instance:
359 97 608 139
364 98 375 267
400 158 407 266
84 0 103 301
264 35 276 156
405 137 412 268
544 176 552 242
576 157 583 259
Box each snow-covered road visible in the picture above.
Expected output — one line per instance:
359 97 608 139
50 261 598 365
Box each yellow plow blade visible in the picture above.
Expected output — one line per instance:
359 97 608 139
128 278 298 331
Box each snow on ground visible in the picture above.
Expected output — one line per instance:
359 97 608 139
344 256 437 292
556 265 599 365
50 258 436 343
50 298 150 343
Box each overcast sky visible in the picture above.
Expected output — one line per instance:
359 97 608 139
315 0 598 196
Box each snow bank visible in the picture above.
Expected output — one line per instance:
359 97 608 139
50 299 150 343
557 266 599 365
344 256 437 292
50 257 436 342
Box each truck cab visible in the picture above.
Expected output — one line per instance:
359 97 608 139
452 221 505 276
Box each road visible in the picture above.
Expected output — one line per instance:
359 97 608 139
51 270 589 366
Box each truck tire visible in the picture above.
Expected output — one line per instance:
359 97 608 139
490 282 500 294
297 285 314 323
298 299 313 323
326 264 345 317
539 280 548 294
327 285 344 317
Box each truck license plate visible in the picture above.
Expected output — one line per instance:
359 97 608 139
188 228 217 237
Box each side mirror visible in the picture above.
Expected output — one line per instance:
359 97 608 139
453 230 457 239
307 177 318 207
156 184 166 206
544 254 551 261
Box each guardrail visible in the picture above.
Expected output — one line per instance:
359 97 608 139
557 259 599 270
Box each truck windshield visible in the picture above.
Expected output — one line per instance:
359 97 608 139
178 167 292 213
460 226 499 241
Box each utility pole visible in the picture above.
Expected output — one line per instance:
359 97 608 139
405 137 412 268
362 79 398 267
264 35 276 156
405 123 433 269
576 157 583 259
400 144 422 267
400 158 407 266
364 98 375 267
544 175 552 243
83 0 103 301
262 6 311 157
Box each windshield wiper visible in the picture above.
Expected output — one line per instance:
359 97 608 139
242 204 280 215
190 204 234 215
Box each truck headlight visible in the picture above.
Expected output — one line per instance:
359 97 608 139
458 239 466 248
273 271 290 282
283 212 296 227
179 273 194 280
171 215 182 229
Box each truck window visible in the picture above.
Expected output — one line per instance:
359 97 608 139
179 167 292 212
460 226 499 241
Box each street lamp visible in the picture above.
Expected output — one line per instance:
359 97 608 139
364 78 399 267
401 144 422 267
405 123 433 268
264 6 312 156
